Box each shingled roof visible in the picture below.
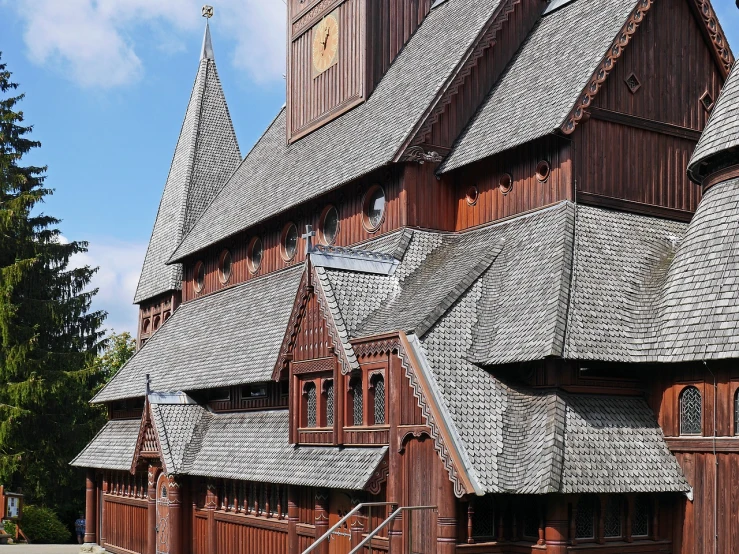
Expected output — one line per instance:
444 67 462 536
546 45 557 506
150 403 209 475
95 266 302 403
134 23 241 303
441 0 637 172
688 61 739 182
70 419 139 471
168 0 505 263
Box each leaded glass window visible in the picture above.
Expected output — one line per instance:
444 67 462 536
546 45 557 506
325 380 334 427
575 497 595 540
306 383 317 428
632 495 650 537
373 376 385 424
604 497 621 538
680 386 702 435
352 377 363 426
472 495 496 539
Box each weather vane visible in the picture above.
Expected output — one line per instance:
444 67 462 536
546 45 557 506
202 5 214 18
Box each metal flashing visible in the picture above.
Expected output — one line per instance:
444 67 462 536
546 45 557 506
311 245 400 275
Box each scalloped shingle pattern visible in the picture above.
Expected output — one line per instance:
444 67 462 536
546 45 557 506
134 52 241 304
442 0 637 172
689 61 739 178
151 404 209 474
70 419 139 471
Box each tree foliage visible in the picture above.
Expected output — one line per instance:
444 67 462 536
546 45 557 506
0 53 107 522
89 331 136 394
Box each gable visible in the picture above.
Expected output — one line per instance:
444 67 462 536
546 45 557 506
131 405 162 473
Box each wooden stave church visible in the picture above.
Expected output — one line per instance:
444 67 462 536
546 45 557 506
70 0 739 553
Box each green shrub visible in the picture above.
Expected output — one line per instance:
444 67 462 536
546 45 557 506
3 520 15 537
18 505 70 544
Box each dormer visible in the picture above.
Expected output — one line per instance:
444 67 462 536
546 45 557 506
286 0 432 142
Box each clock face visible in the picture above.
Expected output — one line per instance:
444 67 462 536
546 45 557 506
312 13 339 76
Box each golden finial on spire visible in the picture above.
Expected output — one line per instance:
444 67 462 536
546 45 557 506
202 5 214 18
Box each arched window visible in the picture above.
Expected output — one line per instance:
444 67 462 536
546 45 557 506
575 496 595 540
305 383 317 428
351 376 363 426
324 380 334 427
680 386 702 435
734 389 739 436
372 375 385 425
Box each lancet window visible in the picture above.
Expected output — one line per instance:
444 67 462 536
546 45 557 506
351 376 363 426
680 386 702 435
372 374 385 425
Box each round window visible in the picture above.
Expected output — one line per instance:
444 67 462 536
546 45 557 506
363 185 386 231
281 222 299 261
218 250 232 284
193 261 205 293
536 160 551 182
248 237 263 274
319 205 339 245
499 173 513 196
465 185 479 206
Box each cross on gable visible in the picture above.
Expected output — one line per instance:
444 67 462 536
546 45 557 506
302 225 316 256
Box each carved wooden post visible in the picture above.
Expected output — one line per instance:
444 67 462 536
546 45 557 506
387 350 403 554
350 514 365 548
538 500 545 546
314 489 329 554
388 511 403 554
84 469 97 544
168 475 183 554
206 481 218 554
147 465 160 554
466 500 475 544
544 498 569 554
288 486 299 554
436 472 456 554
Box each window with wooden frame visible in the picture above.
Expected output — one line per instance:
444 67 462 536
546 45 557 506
470 495 496 541
603 496 622 538
631 495 650 538
348 374 363 426
575 496 596 540
300 376 334 429
680 385 702 435
370 372 386 425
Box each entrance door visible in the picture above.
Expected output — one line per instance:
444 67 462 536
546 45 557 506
156 473 170 554
329 491 353 554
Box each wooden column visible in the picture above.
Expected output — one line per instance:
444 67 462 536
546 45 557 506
350 516 365 549
314 489 329 554
100 475 108 547
435 473 456 554
544 498 569 554
147 465 160 554
206 482 218 554
84 469 97 544
288 486 299 554
167 476 183 554
387 351 403 554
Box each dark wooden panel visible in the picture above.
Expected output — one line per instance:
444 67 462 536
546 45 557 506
452 135 573 231
293 294 335 363
343 427 390 445
102 496 147 554
592 0 724 132
575 118 701 213
404 162 456 231
215 518 288 554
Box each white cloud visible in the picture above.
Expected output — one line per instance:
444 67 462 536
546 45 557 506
11 0 286 88
69 238 147 336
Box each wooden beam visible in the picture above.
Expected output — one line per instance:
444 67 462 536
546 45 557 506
588 107 702 142
577 191 695 222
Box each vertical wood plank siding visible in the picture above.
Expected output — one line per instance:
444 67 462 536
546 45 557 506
103 497 147 554
215 519 288 554
453 136 573 230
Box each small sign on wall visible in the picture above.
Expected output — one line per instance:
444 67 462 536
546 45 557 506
5 495 21 520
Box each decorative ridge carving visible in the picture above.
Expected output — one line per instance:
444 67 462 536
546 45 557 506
273 271 311 380
402 146 444 164
396 0 524 161
365 456 390 495
131 405 165 474
690 0 734 77
353 338 400 359
561 0 654 135
396 341 468 498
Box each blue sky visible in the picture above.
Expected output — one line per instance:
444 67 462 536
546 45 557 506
0 0 737 336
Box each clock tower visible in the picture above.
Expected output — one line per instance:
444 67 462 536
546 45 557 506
286 0 432 143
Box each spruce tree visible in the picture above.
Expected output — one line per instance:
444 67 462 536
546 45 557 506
0 54 107 520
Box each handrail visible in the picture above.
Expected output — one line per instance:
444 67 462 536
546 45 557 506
301 502 395 554
348 505 437 554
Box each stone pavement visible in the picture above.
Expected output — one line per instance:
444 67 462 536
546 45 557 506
0 546 81 553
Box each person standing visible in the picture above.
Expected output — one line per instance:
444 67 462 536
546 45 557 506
74 514 85 544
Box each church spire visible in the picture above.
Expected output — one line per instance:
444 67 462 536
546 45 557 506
134 8 241 305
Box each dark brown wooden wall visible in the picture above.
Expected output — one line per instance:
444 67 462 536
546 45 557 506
182 167 404 302
575 0 725 217
404 162 456 231
288 0 365 141
453 136 573 231
365 0 431 94
592 0 723 131
102 496 147 554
